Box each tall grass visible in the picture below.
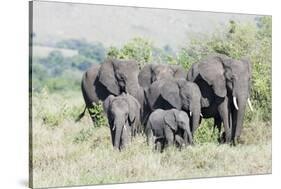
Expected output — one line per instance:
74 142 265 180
31 91 271 188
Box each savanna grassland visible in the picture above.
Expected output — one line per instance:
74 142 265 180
30 89 271 188
30 15 272 188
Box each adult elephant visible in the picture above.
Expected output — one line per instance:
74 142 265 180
187 54 253 144
138 64 187 90
76 59 145 124
146 79 202 135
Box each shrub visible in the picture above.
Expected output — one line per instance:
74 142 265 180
194 119 219 144
107 37 154 68
88 101 108 128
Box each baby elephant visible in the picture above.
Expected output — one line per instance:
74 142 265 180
146 109 193 151
103 93 141 151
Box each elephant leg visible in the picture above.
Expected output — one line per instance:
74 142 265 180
155 138 164 152
232 98 247 145
165 130 175 147
145 122 153 145
217 98 231 143
175 135 185 148
213 117 222 143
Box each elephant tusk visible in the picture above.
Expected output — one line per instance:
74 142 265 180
112 125 116 131
247 98 254 111
200 113 203 117
233 96 239 110
189 111 192 117
123 124 127 131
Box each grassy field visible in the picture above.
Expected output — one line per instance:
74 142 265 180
30 90 271 188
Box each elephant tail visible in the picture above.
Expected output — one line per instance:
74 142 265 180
75 105 87 122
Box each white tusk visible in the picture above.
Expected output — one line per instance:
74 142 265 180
123 124 127 131
200 113 203 117
112 125 116 131
189 111 192 117
233 96 239 110
247 98 254 111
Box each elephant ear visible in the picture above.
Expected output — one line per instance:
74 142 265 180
98 60 120 95
160 80 181 109
164 110 178 131
198 59 227 98
170 65 187 79
146 80 163 110
138 64 153 89
212 74 227 97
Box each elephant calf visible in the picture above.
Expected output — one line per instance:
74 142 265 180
103 93 141 151
146 109 193 152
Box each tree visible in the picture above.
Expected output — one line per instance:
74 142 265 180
107 37 153 68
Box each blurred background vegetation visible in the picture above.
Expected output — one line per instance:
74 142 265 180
32 16 271 122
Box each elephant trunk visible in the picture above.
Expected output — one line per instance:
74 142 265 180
190 106 201 135
232 96 247 143
113 122 123 150
184 129 193 145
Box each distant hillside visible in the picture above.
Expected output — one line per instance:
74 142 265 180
32 1 258 50
33 46 78 58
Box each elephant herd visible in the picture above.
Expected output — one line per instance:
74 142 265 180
76 54 253 151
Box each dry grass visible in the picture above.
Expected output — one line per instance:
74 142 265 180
30 92 271 188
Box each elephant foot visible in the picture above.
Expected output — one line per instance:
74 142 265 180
154 139 164 153
231 137 244 146
218 132 226 144
218 132 232 144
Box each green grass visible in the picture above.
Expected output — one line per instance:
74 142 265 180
30 91 271 188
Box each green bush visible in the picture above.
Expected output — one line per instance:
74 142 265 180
194 119 219 144
88 101 107 128
107 37 154 68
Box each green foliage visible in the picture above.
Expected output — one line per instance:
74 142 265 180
56 39 106 62
194 119 219 144
88 101 107 128
32 39 107 93
107 37 153 68
106 37 179 68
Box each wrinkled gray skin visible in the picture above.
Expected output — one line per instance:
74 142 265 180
138 64 187 124
146 79 202 135
146 109 193 152
103 93 141 150
77 59 145 125
138 64 187 90
187 54 252 144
